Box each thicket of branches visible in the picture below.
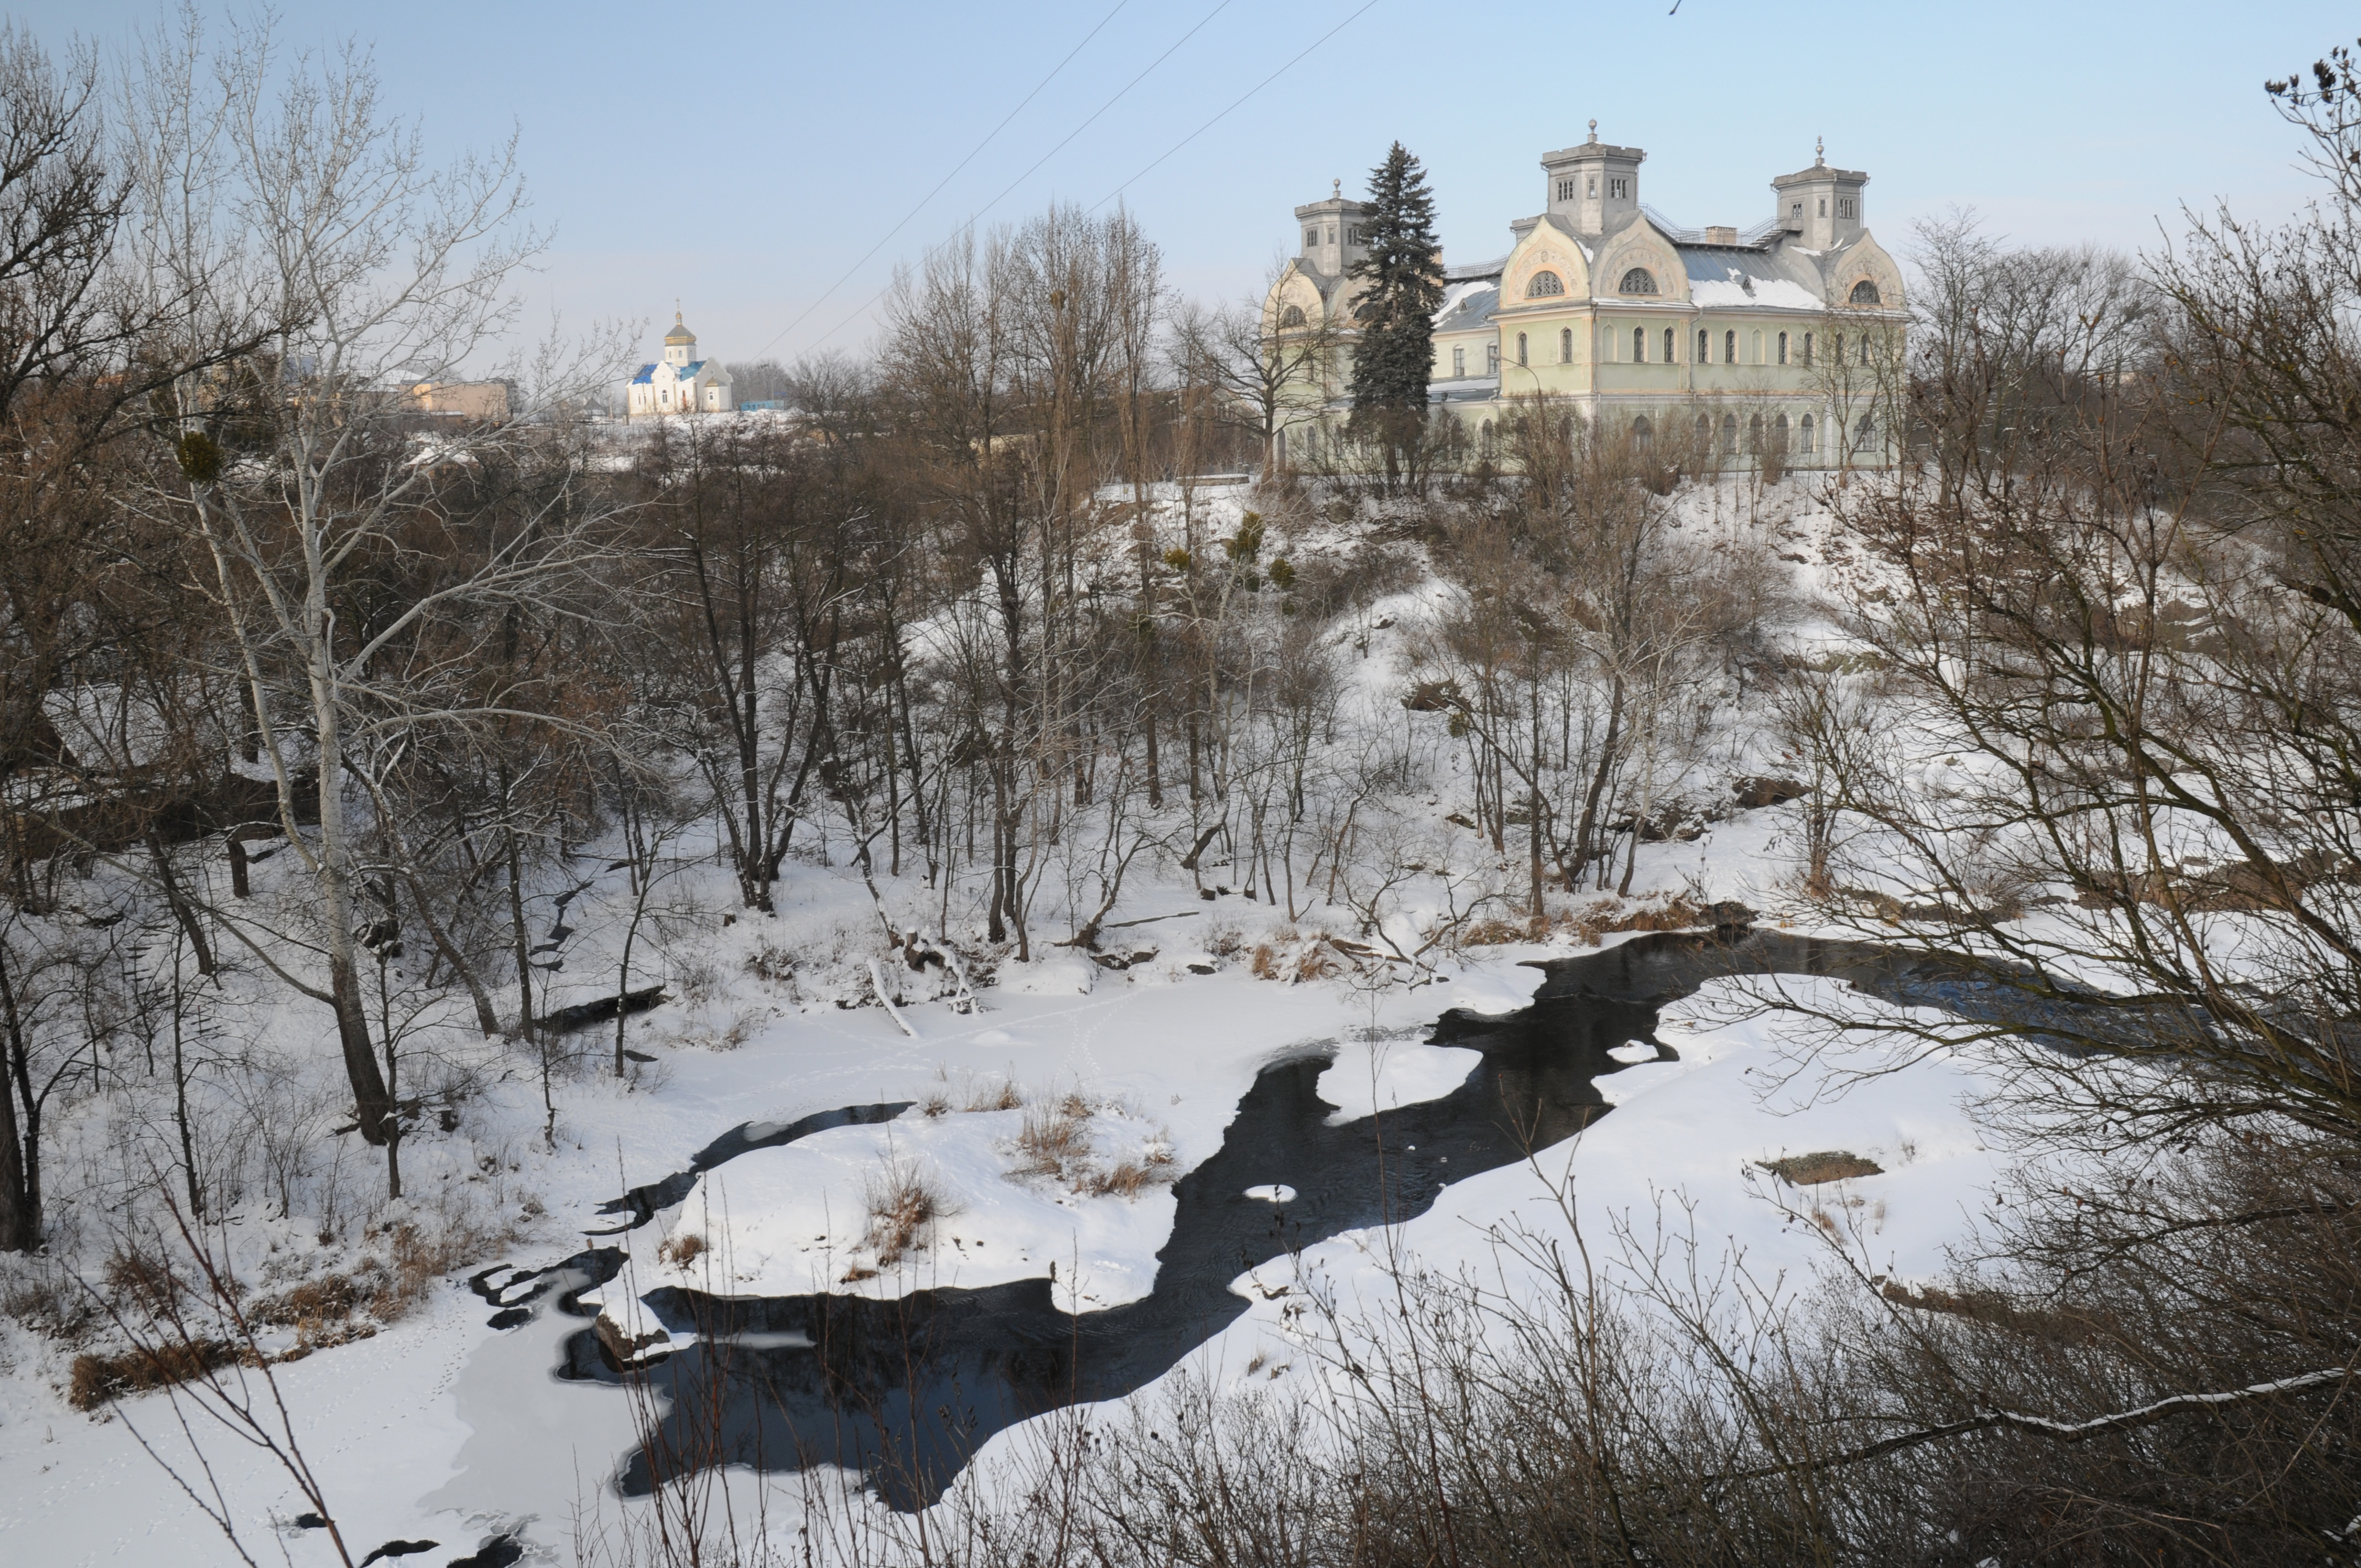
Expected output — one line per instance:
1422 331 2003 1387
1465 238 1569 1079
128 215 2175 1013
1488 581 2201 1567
10 10 2361 1562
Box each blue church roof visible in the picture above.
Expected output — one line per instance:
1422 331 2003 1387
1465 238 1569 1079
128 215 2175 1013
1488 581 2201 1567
629 363 658 384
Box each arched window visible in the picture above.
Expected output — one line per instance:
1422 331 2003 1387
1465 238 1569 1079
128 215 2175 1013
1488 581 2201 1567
1860 335 1872 367
1663 328 1676 363
1633 326 1646 362
1560 327 1573 363
1802 331 1813 368
1516 331 1528 367
1720 412 1737 454
1526 270 1565 298
1279 304 1307 329
1772 412 1790 451
1480 420 1496 456
1849 278 1882 306
1274 429 1288 467
1748 412 1764 452
1696 329 1709 363
1618 267 1658 295
1631 414 1653 451
1854 412 1876 452
1695 414 1712 447
1723 329 1736 364
1800 414 1815 454
1777 331 1789 366
1834 333 1846 365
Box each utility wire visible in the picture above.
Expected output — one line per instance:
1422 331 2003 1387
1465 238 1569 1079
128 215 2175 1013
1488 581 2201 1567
744 0 1134 363
1088 0 1383 212
792 0 1239 355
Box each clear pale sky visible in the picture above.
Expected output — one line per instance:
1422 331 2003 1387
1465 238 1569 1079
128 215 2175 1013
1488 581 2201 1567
15 1 2354 371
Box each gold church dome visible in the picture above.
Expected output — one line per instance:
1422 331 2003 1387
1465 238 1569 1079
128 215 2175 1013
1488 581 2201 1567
663 311 695 345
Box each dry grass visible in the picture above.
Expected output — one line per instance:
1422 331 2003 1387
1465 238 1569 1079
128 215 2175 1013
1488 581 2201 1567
1761 1151 1884 1186
659 1233 706 1269
68 1340 238 1411
864 1163 954 1268
964 1075 1024 1113
1012 1097 1095 1180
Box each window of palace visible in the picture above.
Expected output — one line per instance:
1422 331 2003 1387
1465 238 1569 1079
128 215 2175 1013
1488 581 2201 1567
1280 304 1306 328
1487 342 1499 375
1777 331 1788 366
1633 326 1646 362
1560 327 1573 362
1720 413 1737 453
1631 413 1652 449
1618 267 1658 295
1849 279 1881 306
1517 332 1528 367
1837 196 1856 219
1304 229 1317 247
1696 329 1709 363
1724 329 1736 364
1800 413 1815 453
1663 327 1675 363
1803 331 1813 367
1527 270 1564 298
1609 177 1629 199
1453 345 1465 377
1774 412 1790 450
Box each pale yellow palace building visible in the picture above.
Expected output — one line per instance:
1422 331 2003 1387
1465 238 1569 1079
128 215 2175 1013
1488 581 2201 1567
1265 126 1906 467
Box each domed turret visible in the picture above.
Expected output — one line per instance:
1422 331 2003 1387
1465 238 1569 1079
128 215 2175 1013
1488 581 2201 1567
663 310 697 366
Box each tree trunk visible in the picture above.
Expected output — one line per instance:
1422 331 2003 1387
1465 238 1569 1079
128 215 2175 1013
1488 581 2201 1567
0 943 35 1251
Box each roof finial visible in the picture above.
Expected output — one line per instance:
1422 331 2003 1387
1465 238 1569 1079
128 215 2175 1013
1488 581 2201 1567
1587 118 1598 143
1814 135 1825 167
1332 177 1341 199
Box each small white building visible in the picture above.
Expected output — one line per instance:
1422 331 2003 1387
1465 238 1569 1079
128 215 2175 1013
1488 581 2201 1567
627 312 734 418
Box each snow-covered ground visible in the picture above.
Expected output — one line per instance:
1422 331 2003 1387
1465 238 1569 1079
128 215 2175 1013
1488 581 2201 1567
0 478 2026 1565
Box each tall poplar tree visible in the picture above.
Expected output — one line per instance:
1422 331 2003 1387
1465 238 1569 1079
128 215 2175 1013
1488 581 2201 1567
1347 143 1444 421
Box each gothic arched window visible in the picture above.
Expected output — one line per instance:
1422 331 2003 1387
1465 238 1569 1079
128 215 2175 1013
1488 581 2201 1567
1560 327 1573 363
1802 331 1813 367
1720 412 1738 454
1854 412 1876 451
1723 329 1736 364
1516 332 1528 367
1480 420 1497 456
1777 331 1789 366
1749 412 1764 452
1526 270 1565 298
1632 326 1646 362
1279 304 1307 329
1800 414 1816 454
1618 267 1658 295
1835 333 1846 364
1860 335 1873 367
1695 414 1712 447
1696 329 1709 364
1631 415 1653 450
1849 279 1882 306
1773 412 1790 451
1663 328 1676 363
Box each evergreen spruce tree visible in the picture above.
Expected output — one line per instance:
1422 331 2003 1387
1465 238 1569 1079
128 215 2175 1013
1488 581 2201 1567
1347 143 1444 422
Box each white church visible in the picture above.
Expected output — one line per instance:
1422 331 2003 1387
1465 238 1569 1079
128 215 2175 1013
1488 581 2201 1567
627 312 734 418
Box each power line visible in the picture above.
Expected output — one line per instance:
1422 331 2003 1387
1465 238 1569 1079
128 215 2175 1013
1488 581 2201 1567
793 0 1238 355
1088 0 1383 213
744 0 1134 363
